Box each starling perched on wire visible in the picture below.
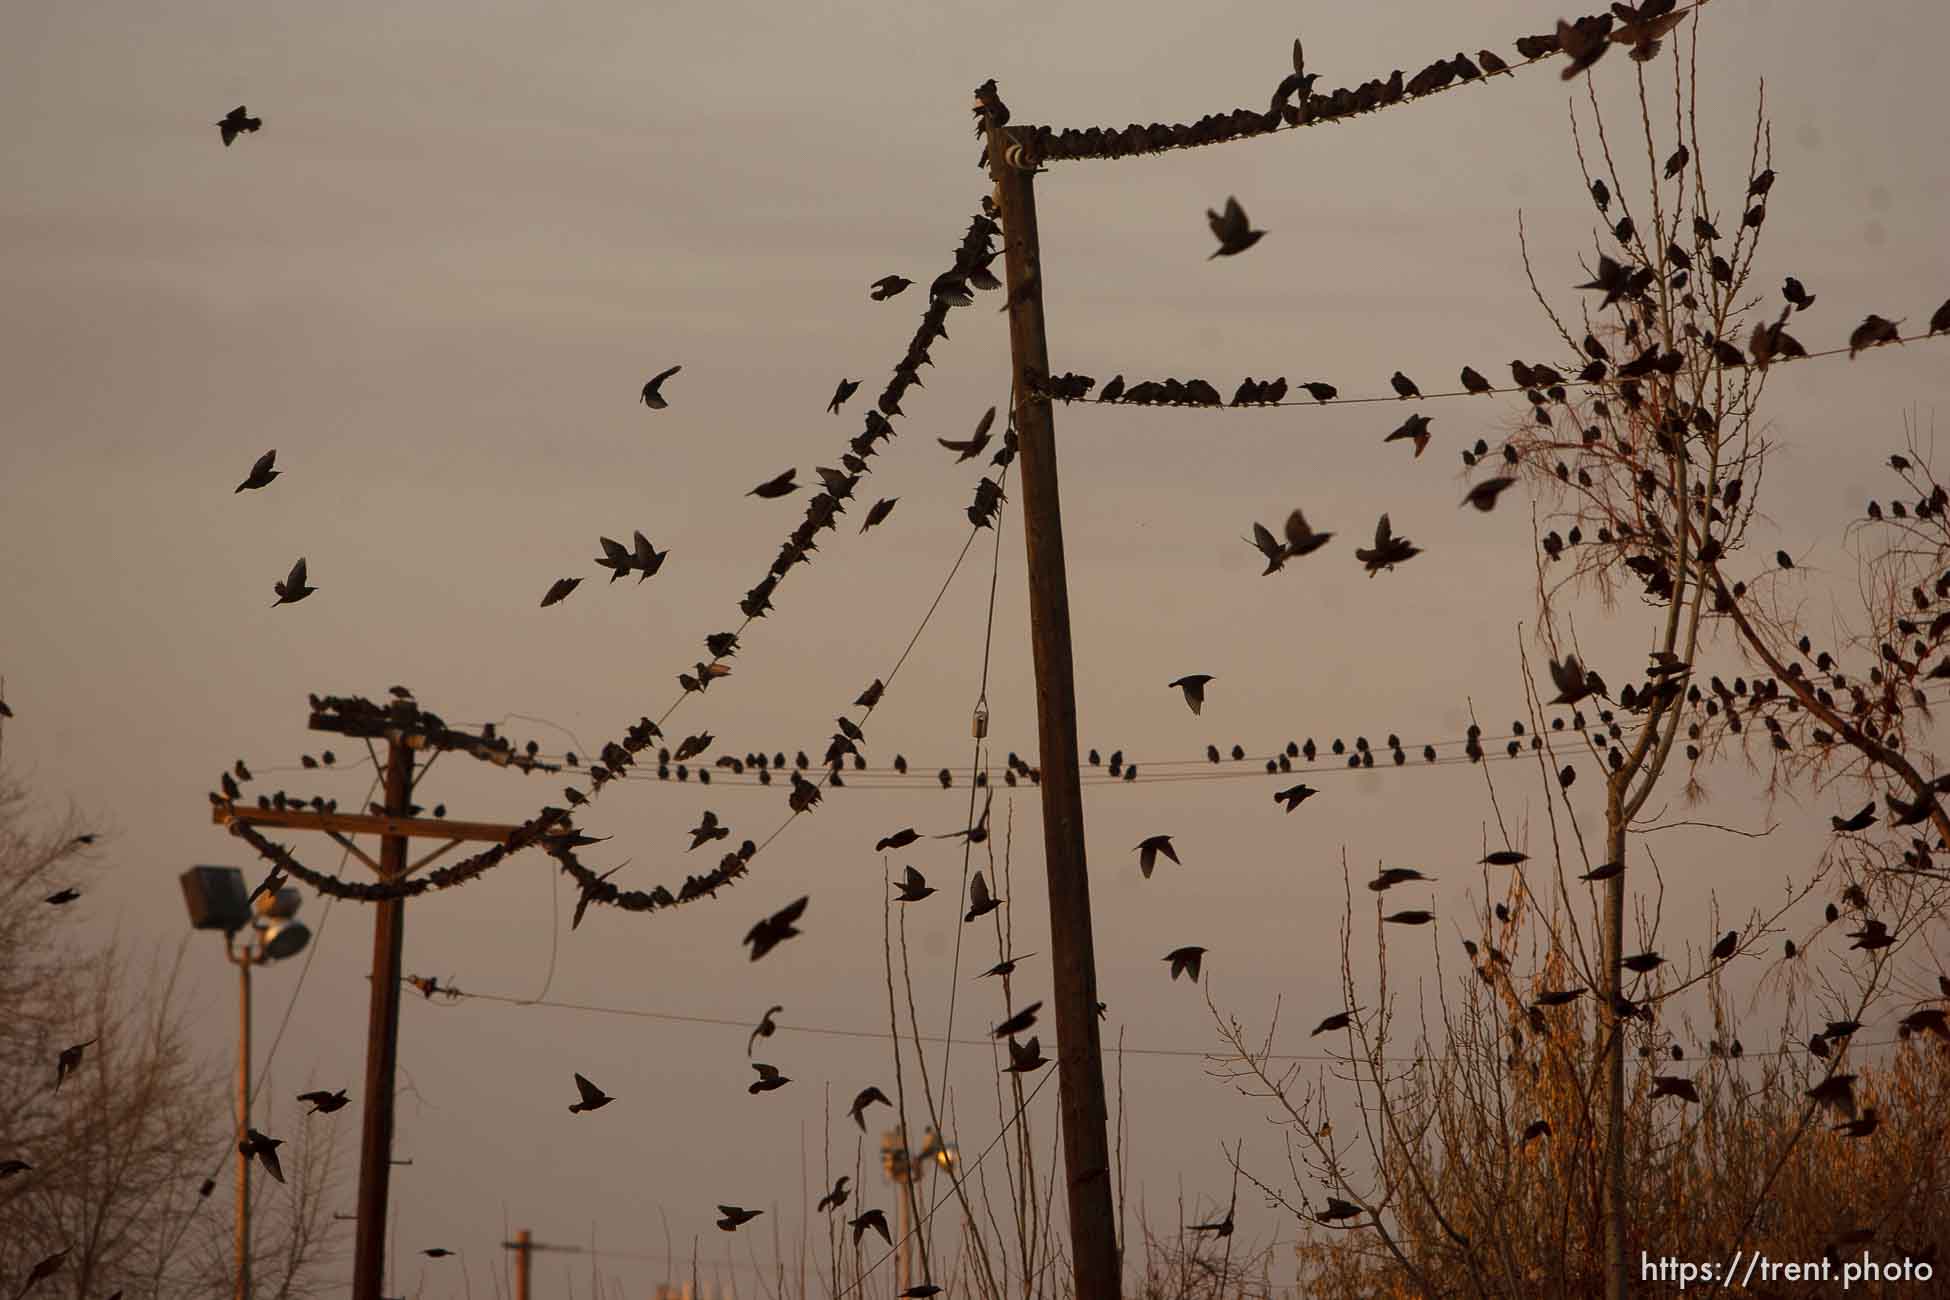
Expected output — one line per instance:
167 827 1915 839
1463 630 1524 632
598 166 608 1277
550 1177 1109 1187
1389 371 1421 400
1460 366 1492 394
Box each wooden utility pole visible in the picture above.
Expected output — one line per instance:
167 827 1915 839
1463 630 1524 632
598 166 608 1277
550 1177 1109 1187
986 114 1121 1300
211 702 529 1300
350 735 412 1300
235 945 252 1300
510 1229 532 1300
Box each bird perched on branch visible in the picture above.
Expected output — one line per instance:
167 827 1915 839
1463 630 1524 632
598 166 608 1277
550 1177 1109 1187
236 449 279 492
639 365 681 409
273 557 316 606
1206 196 1265 259
217 105 262 146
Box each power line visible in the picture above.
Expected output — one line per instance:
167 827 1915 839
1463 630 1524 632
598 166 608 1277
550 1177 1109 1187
1037 328 1950 414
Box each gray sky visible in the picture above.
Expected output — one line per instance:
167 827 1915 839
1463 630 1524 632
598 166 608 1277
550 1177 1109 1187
5 0 1950 1294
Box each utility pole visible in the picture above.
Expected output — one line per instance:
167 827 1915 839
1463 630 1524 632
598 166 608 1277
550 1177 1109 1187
511 1229 532 1300
211 697 532 1300
986 110 1121 1300
351 734 411 1300
235 943 252 1300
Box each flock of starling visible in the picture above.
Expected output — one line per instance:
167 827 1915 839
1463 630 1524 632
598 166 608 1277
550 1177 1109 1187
83 25 1946 1288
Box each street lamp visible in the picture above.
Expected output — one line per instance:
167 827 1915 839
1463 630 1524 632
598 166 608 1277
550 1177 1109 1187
181 866 312 1300
880 1126 958 1292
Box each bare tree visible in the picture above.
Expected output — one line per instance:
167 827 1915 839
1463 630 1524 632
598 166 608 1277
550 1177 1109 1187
0 770 346 1298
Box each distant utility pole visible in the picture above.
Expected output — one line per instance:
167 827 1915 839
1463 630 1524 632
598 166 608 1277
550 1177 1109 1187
213 706 528 1300
985 107 1121 1300
503 1230 586 1300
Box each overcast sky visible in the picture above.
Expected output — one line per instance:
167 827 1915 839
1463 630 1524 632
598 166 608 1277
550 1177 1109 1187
5 0 1950 1295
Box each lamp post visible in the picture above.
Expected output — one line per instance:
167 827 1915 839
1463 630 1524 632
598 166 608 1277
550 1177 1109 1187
182 866 312 1300
880 1126 958 1293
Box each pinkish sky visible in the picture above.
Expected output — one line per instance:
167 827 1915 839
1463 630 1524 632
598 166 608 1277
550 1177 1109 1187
4 0 1950 1295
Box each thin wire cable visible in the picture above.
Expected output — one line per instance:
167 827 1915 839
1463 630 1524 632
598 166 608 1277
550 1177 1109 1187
1044 327 1949 414
417 982 1908 1067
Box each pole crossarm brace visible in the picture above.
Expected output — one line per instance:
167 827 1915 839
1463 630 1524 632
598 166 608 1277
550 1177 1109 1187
306 695 561 775
213 804 521 846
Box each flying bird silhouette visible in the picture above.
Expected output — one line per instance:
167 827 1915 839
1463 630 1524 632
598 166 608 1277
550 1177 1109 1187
1462 477 1518 512
539 577 581 607
964 870 1002 922
861 498 898 533
568 1072 613 1114
818 1176 851 1212
749 469 799 499
992 1002 1041 1038
1355 514 1420 575
745 896 809 960
1003 1036 1047 1073
849 1085 891 1131
748 1006 783 1056
828 379 860 414
1168 674 1214 715
217 105 262 147
717 1206 763 1231
239 1128 285 1183
236 449 279 492
297 1088 348 1115
1164 946 1206 982
54 1039 97 1090
1135 834 1179 878
1273 783 1317 812
977 952 1035 979
1206 196 1265 258
640 365 682 409
272 557 315 606
894 866 936 902
749 1062 791 1094
870 276 913 301
939 406 997 462
850 1209 892 1246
